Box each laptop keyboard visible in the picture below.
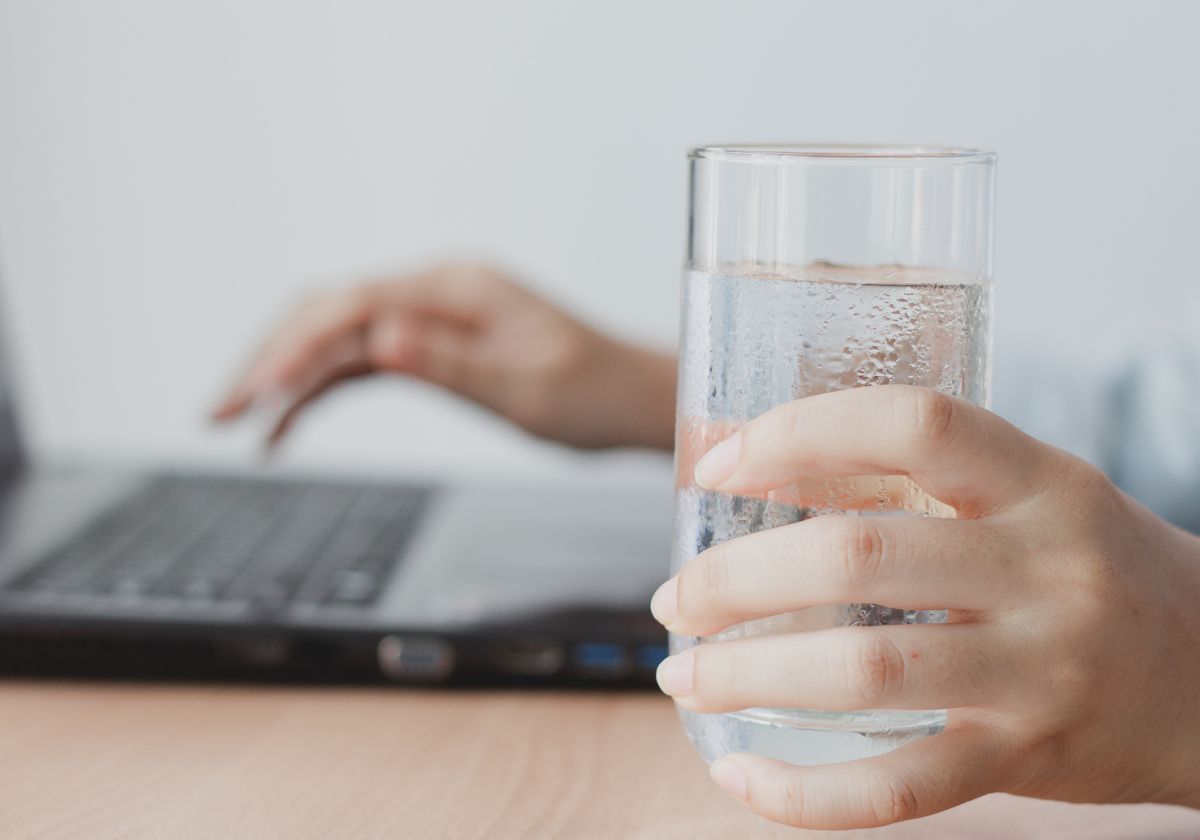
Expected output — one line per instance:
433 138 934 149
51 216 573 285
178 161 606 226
4 474 433 614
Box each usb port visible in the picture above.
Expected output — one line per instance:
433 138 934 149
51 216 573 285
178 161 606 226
491 639 564 676
636 644 669 671
573 643 630 677
377 635 455 681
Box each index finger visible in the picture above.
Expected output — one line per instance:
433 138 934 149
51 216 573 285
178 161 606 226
211 287 375 420
692 385 1052 514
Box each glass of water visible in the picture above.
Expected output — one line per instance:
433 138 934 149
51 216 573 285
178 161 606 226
672 144 996 766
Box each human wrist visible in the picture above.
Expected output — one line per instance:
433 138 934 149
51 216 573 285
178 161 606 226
597 338 677 450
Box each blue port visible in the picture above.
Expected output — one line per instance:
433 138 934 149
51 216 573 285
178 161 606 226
636 644 669 671
573 643 629 675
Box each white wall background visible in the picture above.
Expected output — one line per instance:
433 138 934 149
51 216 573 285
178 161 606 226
0 0 1196 479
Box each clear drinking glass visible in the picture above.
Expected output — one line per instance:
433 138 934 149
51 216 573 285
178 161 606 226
672 144 996 766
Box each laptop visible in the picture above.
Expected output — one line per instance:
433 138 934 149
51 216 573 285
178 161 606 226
0 289 673 686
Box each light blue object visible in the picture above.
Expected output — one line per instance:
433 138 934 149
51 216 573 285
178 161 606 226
994 334 1200 535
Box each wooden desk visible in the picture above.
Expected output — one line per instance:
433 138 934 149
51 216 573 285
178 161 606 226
2 681 1198 839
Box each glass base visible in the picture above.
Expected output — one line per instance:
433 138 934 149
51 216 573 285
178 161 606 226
678 706 946 766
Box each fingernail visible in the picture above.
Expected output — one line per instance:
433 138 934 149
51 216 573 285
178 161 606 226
694 434 741 489
710 757 748 802
650 578 678 626
655 651 694 697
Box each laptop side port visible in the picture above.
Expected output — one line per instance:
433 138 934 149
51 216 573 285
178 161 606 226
377 635 456 681
635 644 668 672
490 639 565 676
572 642 631 678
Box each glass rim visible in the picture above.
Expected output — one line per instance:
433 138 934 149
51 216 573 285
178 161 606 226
689 143 996 165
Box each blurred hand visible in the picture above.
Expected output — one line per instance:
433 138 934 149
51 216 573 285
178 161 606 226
212 262 676 450
651 385 1200 829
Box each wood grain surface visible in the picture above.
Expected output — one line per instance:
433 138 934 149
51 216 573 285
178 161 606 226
1 681 1197 839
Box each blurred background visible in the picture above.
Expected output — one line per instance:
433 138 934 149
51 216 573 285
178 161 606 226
0 0 1196 480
